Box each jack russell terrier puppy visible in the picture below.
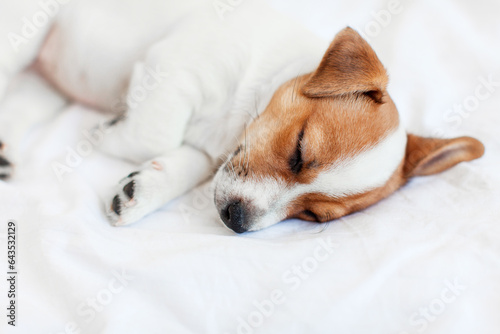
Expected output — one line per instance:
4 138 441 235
0 0 484 233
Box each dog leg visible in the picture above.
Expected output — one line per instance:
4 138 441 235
0 70 67 179
97 57 195 164
105 145 213 226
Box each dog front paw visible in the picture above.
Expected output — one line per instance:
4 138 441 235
107 171 139 226
0 142 14 180
106 161 166 226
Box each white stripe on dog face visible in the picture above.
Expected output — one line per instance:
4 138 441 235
214 124 407 231
304 123 407 198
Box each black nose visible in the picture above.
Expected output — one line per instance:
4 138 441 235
220 201 248 233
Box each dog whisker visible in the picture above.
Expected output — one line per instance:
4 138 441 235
291 72 301 103
243 125 249 175
253 93 260 120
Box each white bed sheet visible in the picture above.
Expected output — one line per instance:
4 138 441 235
1 0 500 333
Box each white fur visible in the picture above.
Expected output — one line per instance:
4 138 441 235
306 124 407 197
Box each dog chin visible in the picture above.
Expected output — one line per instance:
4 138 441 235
245 213 283 232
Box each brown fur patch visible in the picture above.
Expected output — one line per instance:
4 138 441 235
404 135 485 177
302 27 388 101
229 28 399 188
229 73 400 186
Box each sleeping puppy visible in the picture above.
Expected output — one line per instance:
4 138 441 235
0 0 484 232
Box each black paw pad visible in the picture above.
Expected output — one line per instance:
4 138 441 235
111 195 121 215
123 181 135 199
106 115 125 127
127 171 140 178
0 155 11 167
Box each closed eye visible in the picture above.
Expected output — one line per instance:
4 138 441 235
289 130 304 174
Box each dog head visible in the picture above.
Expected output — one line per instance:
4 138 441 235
213 27 484 233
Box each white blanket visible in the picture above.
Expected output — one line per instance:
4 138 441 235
1 0 499 333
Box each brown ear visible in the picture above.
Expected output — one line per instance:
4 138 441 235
302 27 388 103
404 134 485 178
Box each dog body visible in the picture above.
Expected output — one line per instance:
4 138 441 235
0 0 484 232
34 0 325 161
